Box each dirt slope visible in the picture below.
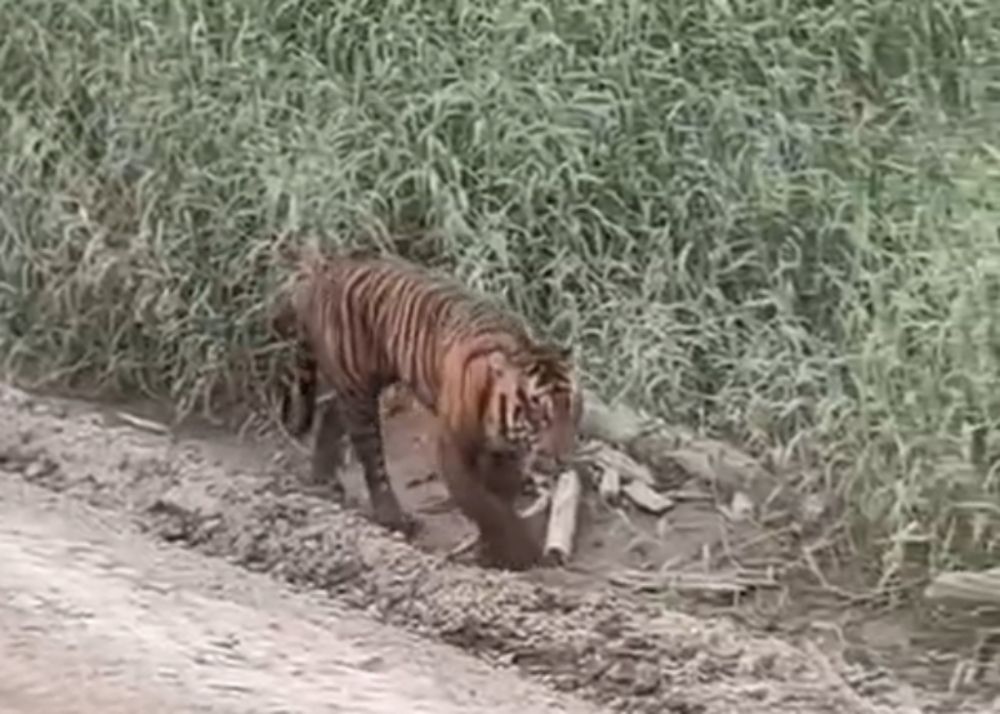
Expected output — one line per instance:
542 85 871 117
0 383 989 714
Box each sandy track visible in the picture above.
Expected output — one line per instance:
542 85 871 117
0 478 600 714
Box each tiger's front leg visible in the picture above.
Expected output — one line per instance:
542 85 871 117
436 432 542 571
339 390 418 538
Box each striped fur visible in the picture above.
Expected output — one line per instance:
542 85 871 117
271 246 581 568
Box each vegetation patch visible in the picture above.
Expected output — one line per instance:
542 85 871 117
2 0 1000 580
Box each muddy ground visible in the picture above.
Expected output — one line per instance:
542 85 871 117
0 382 994 713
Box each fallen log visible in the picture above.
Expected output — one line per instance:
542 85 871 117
597 466 621 505
621 479 675 515
579 390 775 502
924 567 1000 606
582 440 656 487
609 568 781 599
543 469 582 566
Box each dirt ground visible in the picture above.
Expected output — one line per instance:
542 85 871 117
0 478 602 714
0 382 995 713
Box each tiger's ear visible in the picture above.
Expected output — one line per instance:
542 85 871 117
545 342 572 362
537 341 572 362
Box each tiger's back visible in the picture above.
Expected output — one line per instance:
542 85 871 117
289 252 538 419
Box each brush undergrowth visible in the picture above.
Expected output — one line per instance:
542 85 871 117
2 0 1000 581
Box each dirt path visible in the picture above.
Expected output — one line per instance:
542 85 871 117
0 478 601 714
0 383 991 713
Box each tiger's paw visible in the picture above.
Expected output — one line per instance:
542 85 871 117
298 475 347 504
371 498 420 539
479 534 542 572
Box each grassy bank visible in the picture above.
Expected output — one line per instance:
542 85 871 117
2 0 999 577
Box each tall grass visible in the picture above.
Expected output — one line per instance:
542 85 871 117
2 0 1000 577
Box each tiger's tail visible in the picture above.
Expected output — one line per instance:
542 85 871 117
268 235 327 439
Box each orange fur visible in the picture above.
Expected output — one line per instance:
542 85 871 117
271 245 582 568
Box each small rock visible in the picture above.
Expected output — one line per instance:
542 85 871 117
605 658 661 695
606 658 637 684
632 662 661 695
800 492 828 521
152 481 223 520
24 457 59 482
598 467 622 505
728 491 754 522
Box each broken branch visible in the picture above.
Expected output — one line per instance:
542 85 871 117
621 479 674 515
543 469 582 566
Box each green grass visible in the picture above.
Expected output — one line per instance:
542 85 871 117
2 0 1000 580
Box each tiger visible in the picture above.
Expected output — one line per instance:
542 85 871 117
269 244 582 570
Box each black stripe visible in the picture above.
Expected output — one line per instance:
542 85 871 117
497 393 508 438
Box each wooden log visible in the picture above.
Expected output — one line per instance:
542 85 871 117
578 438 675 513
111 410 168 435
584 441 656 487
579 390 775 500
597 466 621 505
924 567 1000 606
723 490 755 523
609 568 780 598
622 480 675 515
543 469 582 566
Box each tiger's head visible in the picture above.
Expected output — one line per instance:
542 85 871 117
482 344 582 474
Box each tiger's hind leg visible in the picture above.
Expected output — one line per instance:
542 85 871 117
308 395 350 501
339 389 418 537
279 340 319 439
